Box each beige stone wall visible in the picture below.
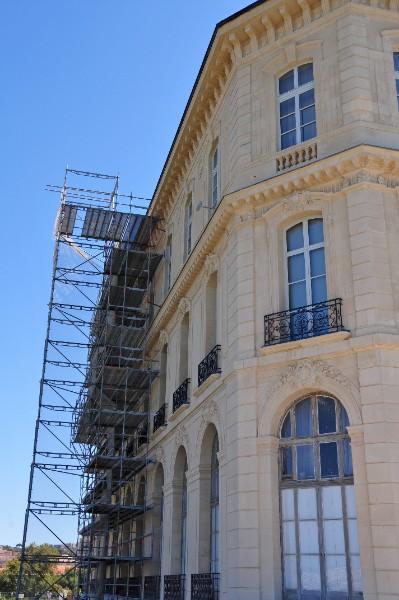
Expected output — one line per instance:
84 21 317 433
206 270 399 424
141 1 399 598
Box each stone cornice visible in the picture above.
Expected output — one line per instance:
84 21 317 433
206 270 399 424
150 0 399 224
147 144 399 350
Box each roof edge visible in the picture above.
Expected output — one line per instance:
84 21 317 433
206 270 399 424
149 0 268 213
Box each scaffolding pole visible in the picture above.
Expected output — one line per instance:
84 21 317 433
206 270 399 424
17 169 161 600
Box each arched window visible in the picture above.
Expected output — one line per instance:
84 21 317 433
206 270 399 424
184 194 193 258
179 313 189 384
394 52 399 109
286 217 326 310
210 434 220 575
210 142 220 208
279 63 317 150
279 394 362 600
180 457 188 575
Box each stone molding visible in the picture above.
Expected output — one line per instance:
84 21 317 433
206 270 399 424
147 145 399 351
151 0 399 224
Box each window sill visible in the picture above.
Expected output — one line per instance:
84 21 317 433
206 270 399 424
168 402 190 421
258 330 351 356
193 372 221 397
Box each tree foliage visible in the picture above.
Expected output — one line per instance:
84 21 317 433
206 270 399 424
0 544 76 598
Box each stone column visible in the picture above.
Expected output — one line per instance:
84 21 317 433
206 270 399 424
257 436 282 600
347 425 378 600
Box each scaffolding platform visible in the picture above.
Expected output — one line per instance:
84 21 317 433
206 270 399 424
17 169 160 600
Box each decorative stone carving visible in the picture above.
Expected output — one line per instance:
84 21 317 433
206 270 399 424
271 359 355 395
203 253 219 279
159 329 168 348
177 297 191 320
282 191 315 214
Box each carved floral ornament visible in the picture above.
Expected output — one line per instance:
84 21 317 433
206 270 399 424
259 359 361 437
195 399 223 457
177 297 191 320
203 253 219 280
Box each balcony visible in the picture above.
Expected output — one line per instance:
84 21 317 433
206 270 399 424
164 574 185 600
173 378 190 413
144 575 161 600
264 298 344 347
191 573 220 600
198 345 221 387
153 403 166 433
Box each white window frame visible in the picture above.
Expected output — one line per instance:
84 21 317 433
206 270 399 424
210 143 220 208
184 193 193 258
284 218 326 310
278 64 316 150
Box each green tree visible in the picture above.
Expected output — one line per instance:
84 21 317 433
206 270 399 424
0 544 75 599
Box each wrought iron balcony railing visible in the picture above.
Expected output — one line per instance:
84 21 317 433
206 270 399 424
153 403 166 433
264 298 344 346
173 378 190 412
164 574 185 600
198 345 221 387
144 574 161 600
191 573 220 600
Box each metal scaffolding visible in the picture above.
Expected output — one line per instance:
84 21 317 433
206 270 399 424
17 169 161 600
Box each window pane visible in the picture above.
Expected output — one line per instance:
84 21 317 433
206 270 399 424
289 281 307 309
288 253 305 283
311 275 327 304
300 105 316 126
300 555 321 592
340 405 349 432
308 218 324 244
213 147 218 168
323 519 345 554
281 130 297 150
295 398 312 437
281 447 293 479
320 442 339 478
280 97 295 117
318 396 336 434
394 52 399 72
299 88 315 109
322 486 342 520
281 412 291 438
298 488 317 519
301 122 317 142
299 520 319 554
396 78 399 95
351 554 363 592
284 555 297 590
280 114 296 134
347 518 360 554
283 521 297 554
279 70 295 94
298 63 314 86
297 444 315 479
345 486 357 519
310 248 326 277
286 223 304 251
343 439 353 476
281 489 295 520
325 555 348 592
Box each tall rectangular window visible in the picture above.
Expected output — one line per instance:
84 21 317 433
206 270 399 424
184 194 193 258
210 143 220 208
393 52 399 109
279 63 317 150
164 234 172 294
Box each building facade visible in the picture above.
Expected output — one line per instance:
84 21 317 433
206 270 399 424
103 0 399 599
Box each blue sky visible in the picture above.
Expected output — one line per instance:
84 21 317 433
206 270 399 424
0 0 251 546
